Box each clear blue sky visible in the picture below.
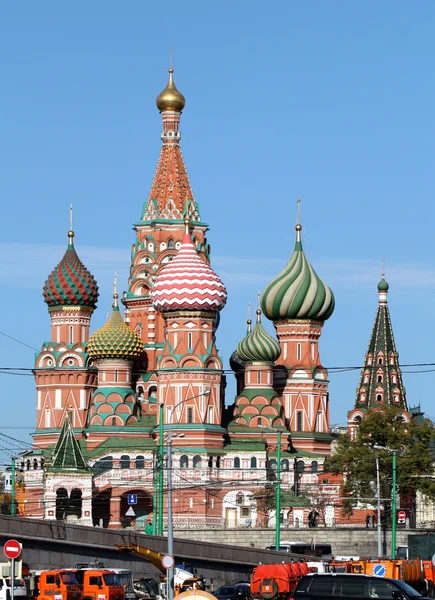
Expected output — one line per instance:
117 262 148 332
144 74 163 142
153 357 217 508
1 1 434 451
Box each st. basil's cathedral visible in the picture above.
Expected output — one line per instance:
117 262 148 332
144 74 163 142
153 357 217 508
21 68 411 530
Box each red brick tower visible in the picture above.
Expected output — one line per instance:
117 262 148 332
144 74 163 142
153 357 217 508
150 217 227 449
123 68 210 387
261 209 335 454
34 218 99 447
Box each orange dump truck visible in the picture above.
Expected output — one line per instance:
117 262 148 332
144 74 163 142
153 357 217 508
74 570 124 600
36 570 82 600
251 563 310 600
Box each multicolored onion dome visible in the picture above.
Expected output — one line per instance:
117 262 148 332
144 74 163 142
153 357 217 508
156 68 186 113
261 224 335 322
237 310 281 363
151 222 227 312
87 292 144 360
43 231 99 309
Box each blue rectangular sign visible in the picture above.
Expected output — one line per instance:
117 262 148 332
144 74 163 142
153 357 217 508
127 494 137 505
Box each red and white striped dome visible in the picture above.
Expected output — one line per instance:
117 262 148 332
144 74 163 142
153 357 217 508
151 232 227 312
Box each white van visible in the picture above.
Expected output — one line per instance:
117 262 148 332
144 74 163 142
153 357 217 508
0 577 28 600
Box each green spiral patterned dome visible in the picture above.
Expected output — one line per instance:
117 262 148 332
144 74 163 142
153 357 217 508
237 310 281 363
261 225 335 322
88 296 144 360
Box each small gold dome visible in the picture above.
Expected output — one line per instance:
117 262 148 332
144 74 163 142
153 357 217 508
156 68 186 113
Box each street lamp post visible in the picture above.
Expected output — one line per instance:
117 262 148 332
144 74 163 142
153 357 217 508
259 426 283 550
165 389 210 600
375 453 382 557
158 402 164 535
392 450 397 558
374 445 398 559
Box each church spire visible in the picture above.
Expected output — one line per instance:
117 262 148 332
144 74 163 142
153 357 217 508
141 66 201 224
51 413 88 470
352 276 407 413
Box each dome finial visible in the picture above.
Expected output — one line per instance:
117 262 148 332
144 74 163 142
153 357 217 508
377 259 389 294
156 56 186 113
247 302 252 332
184 214 190 235
256 292 262 322
295 197 302 242
113 273 119 309
68 204 74 245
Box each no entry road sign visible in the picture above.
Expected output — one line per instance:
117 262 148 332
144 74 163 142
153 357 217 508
4 540 21 560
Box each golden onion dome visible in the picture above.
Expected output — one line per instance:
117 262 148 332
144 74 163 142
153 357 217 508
156 68 186 113
87 280 144 360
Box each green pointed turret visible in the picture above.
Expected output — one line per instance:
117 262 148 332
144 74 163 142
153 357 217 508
352 277 407 413
51 414 87 470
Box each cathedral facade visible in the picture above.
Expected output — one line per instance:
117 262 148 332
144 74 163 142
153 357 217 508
22 67 348 530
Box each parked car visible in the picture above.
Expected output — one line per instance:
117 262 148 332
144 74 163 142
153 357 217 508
214 584 251 600
293 573 429 600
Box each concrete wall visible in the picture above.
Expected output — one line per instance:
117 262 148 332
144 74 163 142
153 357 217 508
173 527 424 557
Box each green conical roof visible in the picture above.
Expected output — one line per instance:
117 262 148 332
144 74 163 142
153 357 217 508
237 309 281 363
52 415 87 470
261 225 335 322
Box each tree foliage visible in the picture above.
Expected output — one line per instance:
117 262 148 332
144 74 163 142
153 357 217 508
324 407 435 514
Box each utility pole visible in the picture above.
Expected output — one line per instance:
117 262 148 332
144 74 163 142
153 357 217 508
275 430 282 549
392 450 397 559
167 435 174 600
11 457 16 516
158 402 164 536
375 454 382 557
374 445 399 559
152 449 158 534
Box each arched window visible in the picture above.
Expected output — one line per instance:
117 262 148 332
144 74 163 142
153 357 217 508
234 457 240 469
135 455 145 469
120 455 130 469
69 488 82 518
281 459 290 471
26 460 30 471
376 394 382 403
250 457 257 469
208 456 213 468
93 456 113 475
216 456 221 469
296 411 303 432
297 460 305 474
111 417 117 426
33 459 38 470
55 488 68 520
311 460 318 474
377 375 382 383
148 386 157 401
193 455 202 469
378 357 383 365
168 239 175 249
180 455 189 469
268 459 277 471
236 493 244 505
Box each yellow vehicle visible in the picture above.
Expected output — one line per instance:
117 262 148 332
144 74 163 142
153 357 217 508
116 544 205 600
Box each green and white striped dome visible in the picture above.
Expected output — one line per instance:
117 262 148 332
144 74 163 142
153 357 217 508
237 310 281 363
261 225 335 322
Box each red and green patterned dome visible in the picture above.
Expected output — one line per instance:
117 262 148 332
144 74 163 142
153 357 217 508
43 231 99 309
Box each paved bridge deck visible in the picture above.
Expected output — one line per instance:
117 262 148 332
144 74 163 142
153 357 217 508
0 516 288 587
